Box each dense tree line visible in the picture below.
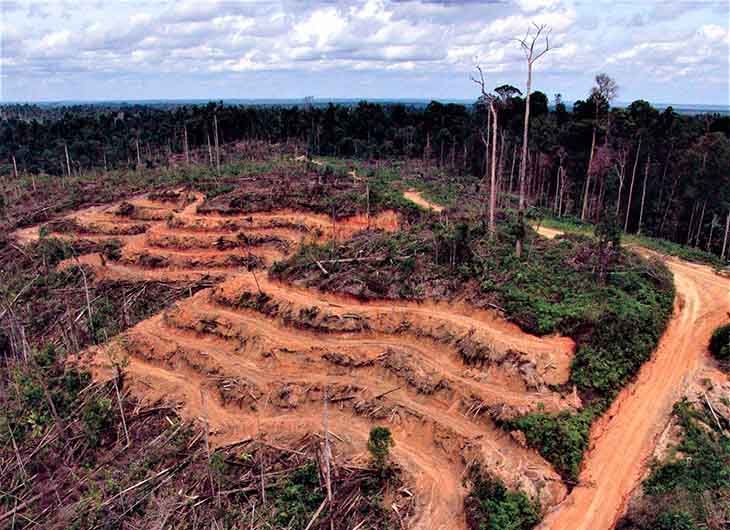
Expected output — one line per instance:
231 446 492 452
1 93 729 258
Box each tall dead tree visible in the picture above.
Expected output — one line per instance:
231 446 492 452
516 23 551 257
694 199 707 248
135 137 142 169
12 155 18 178
582 73 618 221
183 124 190 163
472 66 500 237
213 114 221 174
64 143 72 177
614 145 629 216
206 133 213 167
637 153 651 234
624 137 641 232
721 210 730 261
707 213 719 252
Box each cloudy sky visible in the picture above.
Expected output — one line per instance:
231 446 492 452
1 0 728 104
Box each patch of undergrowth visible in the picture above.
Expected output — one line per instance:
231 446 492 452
464 465 541 530
504 408 596 481
616 398 730 530
272 214 675 480
709 323 730 362
626 235 724 268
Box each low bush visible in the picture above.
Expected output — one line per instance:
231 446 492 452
616 399 730 530
709 323 730 361
464 466 541 530
505 409 595 480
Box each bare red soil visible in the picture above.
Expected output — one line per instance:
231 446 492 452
14 190 580 530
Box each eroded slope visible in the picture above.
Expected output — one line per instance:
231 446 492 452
15 190 578 529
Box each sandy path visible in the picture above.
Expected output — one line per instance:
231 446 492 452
535 226 730 530
404 191 444 213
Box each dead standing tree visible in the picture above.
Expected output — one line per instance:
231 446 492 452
472 65 499 237
582 73 619 221
516 23 551 257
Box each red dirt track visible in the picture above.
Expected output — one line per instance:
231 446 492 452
535 227 730 530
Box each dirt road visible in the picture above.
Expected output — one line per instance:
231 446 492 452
536 226 730 530
404 191 445 213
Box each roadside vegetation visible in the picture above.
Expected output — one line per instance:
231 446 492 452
464 466 541 530
536 214 724 268
709 324 730 363
617 396 730 530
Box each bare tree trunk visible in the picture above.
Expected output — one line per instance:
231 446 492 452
694 199 706 248
64 143 72 177
581 127 596 221
488 105 498 237
103 150 108 172
553 165 562 213
515 24 550 257
135 138 141 169
721 211 730 261
624 137 641 232
707 214 718 252
207 133 213 166
516 67 531 258
497 134 506 198
484 109 491 178
213 114 221 174
509 144 517 200
637 153 650 235
12 155 18 178
687 202 698 245
184 124 190 163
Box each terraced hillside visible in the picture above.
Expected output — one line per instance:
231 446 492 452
14 189 580 529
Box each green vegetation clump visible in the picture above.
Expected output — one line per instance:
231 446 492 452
709 324 730 361
368 426 395 472
505 409 595 480
464 466 541 530
616 399 730 530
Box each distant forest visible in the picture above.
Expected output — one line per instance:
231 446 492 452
1 92 729 257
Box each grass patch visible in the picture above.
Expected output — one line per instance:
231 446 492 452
709 323 730 362
616 398 730 530
464 466 541 530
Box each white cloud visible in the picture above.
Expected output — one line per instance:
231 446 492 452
1 0 728 103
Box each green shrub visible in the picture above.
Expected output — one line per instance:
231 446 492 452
709 324 730 361
368 426 394 472
618 399 729 529
272 462 325 527
505 409 594 480
82 397 114 447
465 467 540 530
